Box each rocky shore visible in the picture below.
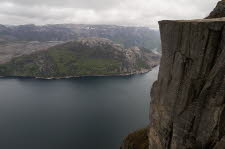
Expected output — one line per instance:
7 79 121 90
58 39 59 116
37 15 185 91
0 66 157 80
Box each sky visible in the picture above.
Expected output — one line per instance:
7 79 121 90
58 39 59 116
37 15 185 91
0 0 219 28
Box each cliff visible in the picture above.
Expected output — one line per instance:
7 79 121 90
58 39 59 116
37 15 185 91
149 17 225 149
122 1 225 149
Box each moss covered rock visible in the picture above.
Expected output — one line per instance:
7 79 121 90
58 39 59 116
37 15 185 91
120 127 149 149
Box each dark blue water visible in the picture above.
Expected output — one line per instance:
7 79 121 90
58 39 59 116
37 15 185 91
0 67 159 149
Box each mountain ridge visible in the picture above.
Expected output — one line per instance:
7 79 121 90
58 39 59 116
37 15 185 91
0 38 160 79
0 24 161 51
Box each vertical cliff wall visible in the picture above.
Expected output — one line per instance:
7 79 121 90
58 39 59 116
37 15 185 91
149 18 225 149
121 1 225 149
147 1 225 148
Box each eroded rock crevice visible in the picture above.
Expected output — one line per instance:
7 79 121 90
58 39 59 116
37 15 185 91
149 17 225 149
121 1 225 149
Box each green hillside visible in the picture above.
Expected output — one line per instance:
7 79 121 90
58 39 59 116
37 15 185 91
0 38 160 78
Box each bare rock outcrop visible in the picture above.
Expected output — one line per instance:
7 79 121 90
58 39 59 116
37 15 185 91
122 1 225 149
149 15 225 149
206 0 225 19
148 2 225 148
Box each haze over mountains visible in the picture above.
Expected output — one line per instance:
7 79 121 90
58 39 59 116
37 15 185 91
0 24 160 50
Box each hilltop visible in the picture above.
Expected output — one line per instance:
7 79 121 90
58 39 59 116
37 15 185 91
0 38 160 78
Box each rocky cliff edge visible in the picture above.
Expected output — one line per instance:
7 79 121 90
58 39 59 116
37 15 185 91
122 1 225 149
149 17 225 149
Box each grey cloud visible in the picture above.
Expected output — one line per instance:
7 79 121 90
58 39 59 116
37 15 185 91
0 0 219 28
1 0 121 10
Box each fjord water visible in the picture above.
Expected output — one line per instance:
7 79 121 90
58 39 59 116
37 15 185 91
0 67 159 149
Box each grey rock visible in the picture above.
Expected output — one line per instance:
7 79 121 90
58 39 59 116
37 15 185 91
121 2 225 149
206 0 225 19
149 18 225 149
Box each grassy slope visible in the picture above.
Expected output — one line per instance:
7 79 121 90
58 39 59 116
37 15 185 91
0 39 158 78
0 43 123 77
47 48 122 76
121 127 149 149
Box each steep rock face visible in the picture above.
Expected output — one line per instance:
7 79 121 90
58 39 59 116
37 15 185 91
206 0 225 19
149 18 225 149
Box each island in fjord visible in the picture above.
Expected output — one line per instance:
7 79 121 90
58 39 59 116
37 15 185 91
0 38 160 78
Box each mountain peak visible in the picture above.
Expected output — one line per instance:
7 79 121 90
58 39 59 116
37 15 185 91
78 37 113 45
206 0 225 19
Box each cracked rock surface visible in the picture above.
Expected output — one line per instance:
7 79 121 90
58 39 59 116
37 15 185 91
206 0 225 19
121 2 225 149
149 17 225 149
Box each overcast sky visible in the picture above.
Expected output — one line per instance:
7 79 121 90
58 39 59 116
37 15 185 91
0 0 218 28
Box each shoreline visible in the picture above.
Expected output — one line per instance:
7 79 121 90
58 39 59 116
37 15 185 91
0 66 158 80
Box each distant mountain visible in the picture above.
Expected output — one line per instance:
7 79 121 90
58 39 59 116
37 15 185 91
0 24 161 51
0 38 160 78
0 41 64 64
